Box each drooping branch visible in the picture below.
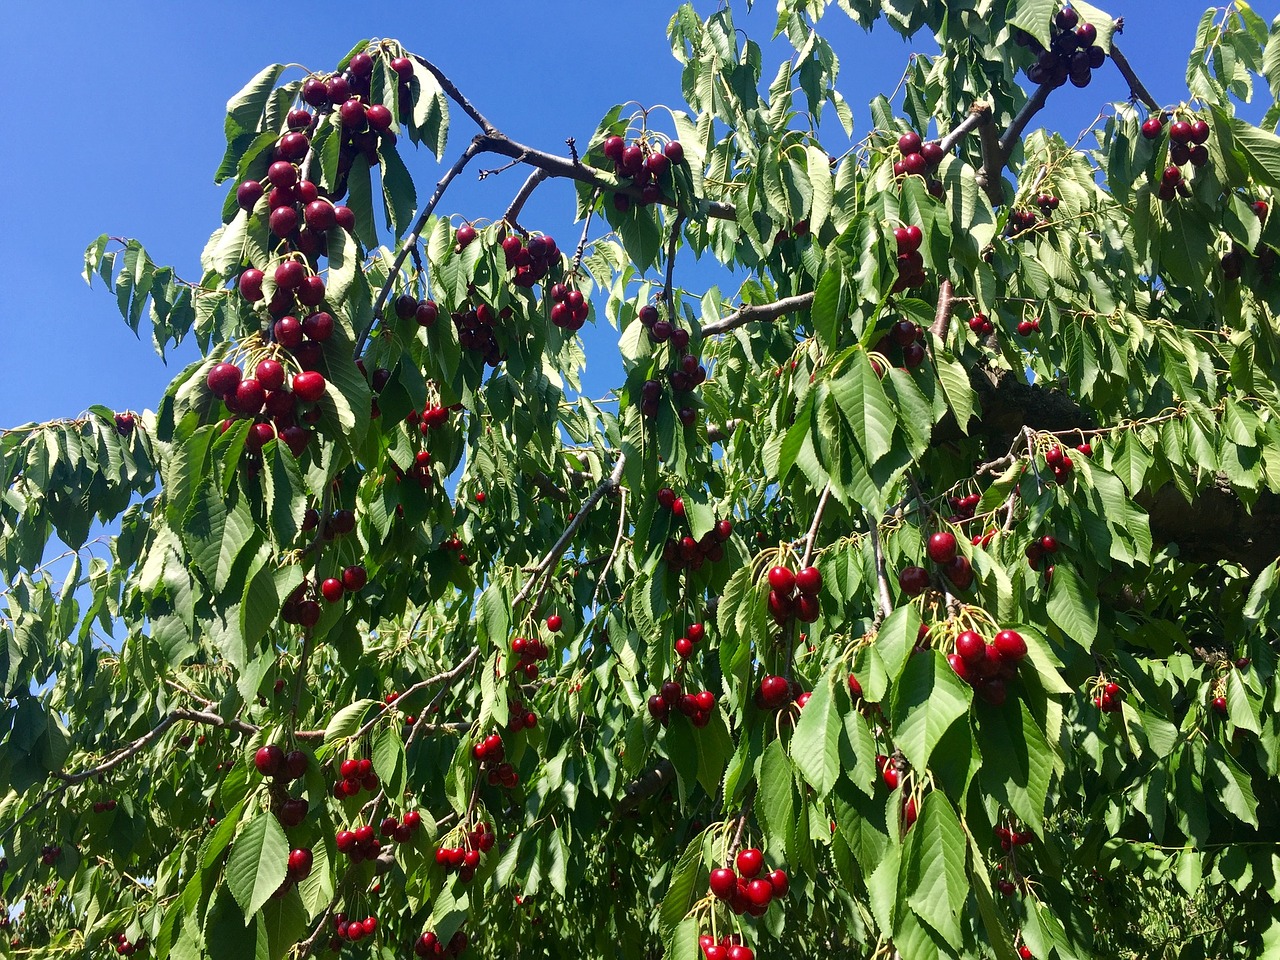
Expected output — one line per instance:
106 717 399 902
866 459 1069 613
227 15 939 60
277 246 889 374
347 648 481 743
701 292 816 337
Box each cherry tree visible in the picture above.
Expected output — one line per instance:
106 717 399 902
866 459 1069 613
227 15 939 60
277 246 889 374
3 1 1280 958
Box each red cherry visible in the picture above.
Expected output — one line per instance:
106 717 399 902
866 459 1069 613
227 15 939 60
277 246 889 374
994 629 1027 663
759 675 791 709
687 623 706 643
287 848 313 878
292 371 326 403
926 531 958 564
898 565 930 596
321 578 344 603
767 566 796 594
341 565 367 592
745 878 773 907
709 868 737 899
795 566 822 596
546 615 562 632
956 631 985 662
767 868 788 897
736 848 764 878
255 745 284 777
675 637 694 659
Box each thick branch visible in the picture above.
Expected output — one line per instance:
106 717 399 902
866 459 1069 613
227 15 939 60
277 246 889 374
701 292 815 337
998 83 1053 159
1109 42 1160 111
930 278 955 341
503 167 550 227
939 102 993 154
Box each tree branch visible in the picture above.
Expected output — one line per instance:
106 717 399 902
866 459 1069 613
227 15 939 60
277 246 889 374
701 292 815 337
503 167 550 228
592 485 629 610
411 55 500 137
800 483 832 569
869 520 895 626
1109 42 1160 111
930 278 955 342
354 137 484 361
513 453 627 607
998 83 1054 159
616 760 675 814
939 102 993 154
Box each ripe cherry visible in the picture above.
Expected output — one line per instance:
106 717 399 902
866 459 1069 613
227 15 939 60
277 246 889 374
926 531 958 564
994 629 1027 662
709 868 737 899
956 631 985 662
321 578 343 603
795 566 822 596
255 745 284 777
898 565 930 596
767 566 795 594
546 614 562 632
736 848 764 878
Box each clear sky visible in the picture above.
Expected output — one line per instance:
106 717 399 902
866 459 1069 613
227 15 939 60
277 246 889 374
0 0 1241 430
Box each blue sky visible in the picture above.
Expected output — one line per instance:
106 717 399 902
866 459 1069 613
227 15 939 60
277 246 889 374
0 0 1238 429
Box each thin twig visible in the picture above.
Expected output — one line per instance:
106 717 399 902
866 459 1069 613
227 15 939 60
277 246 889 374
869 520 894 626
348 648 481 743
503 167 550 227
663 213 686 324
592 485 629 610
800 483 832 569
411 55 500 137
353 137 483 361
513 454 627 607
571 192 600 275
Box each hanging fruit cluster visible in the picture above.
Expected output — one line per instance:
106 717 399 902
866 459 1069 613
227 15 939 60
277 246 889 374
765 564 822 624
891 131 945 198
510 635 552 680
947 627 1028 705
332 755 380 798
661 516 733 571
501 232 559 289
434 822 494 884
708 848 789 917
602 135 685 209
1015 7 1107 89
414 930 469 958
892 223 927 292
647 680 716 728
874 319 927 369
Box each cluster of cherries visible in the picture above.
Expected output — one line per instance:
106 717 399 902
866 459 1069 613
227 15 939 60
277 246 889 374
473 733 520 788
435 822 495 884
206 356 326 459
1024 534 1060 571
892 131 946 199
329 911 380 949
1093 679 1124 713
946 628 1028 705
334 823 384 863
602 135 684 210
994 824 1035 851
874 319 928 370
111 933 146 956
91 799 119 814
39 844 61 866
504 692 539 733
312 48 414 172
376 809 425 845
892 223 927 292
765 564 822 624
699 936 754 960
254 744 309 781
638 303 691 348
1005 208 1044 237
510 634 552 680
660 509 733 571
673 621 708 661
1016 316 1043 337
333 756 380 799
1043 441 1081 483
708 848 789 917
648 680 716 728
320 564 367 604
451 300 509 367
967 312 996 338
394 292 441 327
440 534 472 566
1015 8 1107 89
900 530 974 594
500 232 560 289
548 282 590 330
414 929 469 957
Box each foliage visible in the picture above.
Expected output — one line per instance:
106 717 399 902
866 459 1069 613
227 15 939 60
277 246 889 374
3 3 1280 959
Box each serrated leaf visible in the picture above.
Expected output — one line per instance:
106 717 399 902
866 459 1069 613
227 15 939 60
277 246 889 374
890 651 973 773
225 812 288 922
325 699 376 743
791 670 840 798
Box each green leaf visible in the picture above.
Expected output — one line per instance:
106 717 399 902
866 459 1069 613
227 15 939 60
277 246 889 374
324 699 376 743
757 738 796 863
1046 563 1098 649
791 670 840 799
976 697 1054 830
379 145 418 239
225 812 289 922
889 651 973 773
1007 0 1054 49
934 354 975 433
658 832 705 938
902 792 968 948
830 351 895 465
